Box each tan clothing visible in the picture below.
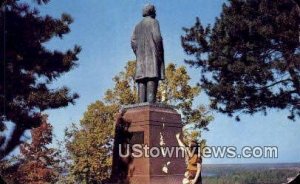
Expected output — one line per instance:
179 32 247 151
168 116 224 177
186 154 202 184
187 154 201 171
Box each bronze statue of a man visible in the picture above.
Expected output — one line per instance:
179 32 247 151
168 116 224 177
131 4 165 103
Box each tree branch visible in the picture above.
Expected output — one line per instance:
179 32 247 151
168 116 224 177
0 125 25 160
255 79 292 90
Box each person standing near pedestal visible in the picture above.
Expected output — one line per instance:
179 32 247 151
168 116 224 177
176 133 202 184
131 4 165 103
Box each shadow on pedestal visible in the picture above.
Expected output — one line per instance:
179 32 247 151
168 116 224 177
110 103 185 184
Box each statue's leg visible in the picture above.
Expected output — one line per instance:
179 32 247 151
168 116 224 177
146 79 158 103
138 81 146 103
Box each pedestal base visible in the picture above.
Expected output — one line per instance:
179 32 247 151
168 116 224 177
122 103 186 184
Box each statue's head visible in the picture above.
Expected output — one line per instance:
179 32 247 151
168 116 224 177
142 4 156 18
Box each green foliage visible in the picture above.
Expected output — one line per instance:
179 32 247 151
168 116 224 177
0 0 80 159
203 165 299 184
181 0 300 120
104 61 137 105
159 63 213 128
65 101 117 183
66 61 213 183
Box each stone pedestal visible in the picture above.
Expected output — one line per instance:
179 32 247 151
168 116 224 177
123 103 185 184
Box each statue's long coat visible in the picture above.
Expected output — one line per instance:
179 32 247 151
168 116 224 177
131 16 165 81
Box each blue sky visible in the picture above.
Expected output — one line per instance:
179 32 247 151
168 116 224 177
31 0 300 164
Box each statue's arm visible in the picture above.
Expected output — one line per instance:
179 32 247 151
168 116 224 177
131 27 137 54
152 20 163 48
153 20 165 78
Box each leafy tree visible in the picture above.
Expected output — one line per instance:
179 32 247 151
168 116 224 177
0 0 80 159
181 0 300 120
105 61 213 127
66 61 213 183
0 158 18 183
65 102 117 183
55 129 77 184
0 116 60 183
158 63 213 128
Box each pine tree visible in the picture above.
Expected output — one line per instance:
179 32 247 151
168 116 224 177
0 0 80 159
181 0 300 120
